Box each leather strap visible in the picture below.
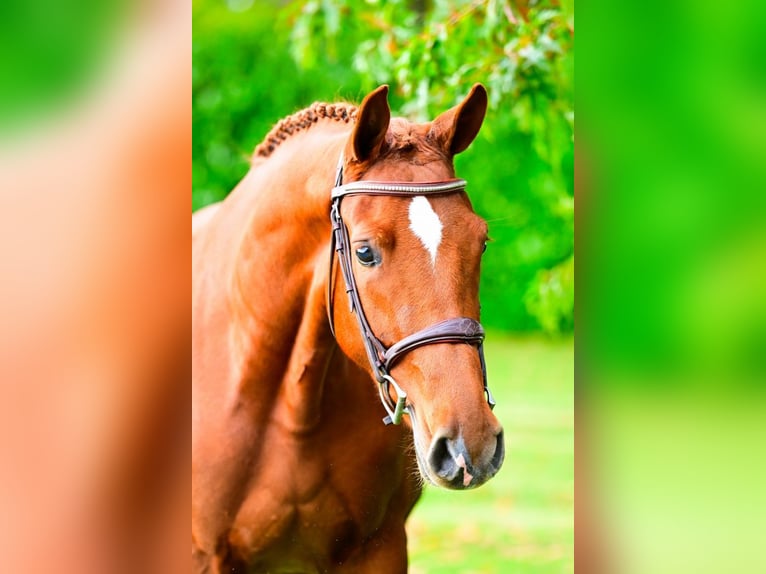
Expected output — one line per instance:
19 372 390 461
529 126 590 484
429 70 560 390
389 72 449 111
382 317 484 370
332 179 467 199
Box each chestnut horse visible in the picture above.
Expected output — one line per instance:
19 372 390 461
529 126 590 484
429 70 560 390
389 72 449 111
192 84 504 573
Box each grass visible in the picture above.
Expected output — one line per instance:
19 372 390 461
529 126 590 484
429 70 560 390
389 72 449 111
407 334 574 574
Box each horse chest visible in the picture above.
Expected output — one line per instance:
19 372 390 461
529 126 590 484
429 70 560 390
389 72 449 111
227 424 415 570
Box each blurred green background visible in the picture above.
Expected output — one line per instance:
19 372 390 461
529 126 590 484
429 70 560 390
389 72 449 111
0 0 125 134
193 0 574 335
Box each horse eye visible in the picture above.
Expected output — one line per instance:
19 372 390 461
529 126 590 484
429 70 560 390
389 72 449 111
355 245 378 266
482 241 488 253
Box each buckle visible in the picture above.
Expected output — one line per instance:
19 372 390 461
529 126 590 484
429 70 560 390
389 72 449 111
379 374 408 425
485 386 496 410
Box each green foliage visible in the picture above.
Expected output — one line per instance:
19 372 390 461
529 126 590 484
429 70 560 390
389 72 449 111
291 0 574 120
525 254 574 334
193 0 574 333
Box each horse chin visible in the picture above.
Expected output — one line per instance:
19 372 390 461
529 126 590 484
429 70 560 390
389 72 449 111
411 438 437 487
406 409 434 485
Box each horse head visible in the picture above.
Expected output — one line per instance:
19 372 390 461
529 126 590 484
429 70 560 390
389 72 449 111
330 84 504 490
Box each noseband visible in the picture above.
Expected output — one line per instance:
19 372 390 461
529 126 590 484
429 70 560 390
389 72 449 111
327 154 496 425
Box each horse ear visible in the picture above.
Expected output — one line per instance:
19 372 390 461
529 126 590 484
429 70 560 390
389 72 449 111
350 85 391 162
428 83 488 155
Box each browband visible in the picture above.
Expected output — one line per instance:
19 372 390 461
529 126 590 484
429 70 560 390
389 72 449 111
332 179 467 199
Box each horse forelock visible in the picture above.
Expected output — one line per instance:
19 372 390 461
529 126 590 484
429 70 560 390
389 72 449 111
383 120 446 162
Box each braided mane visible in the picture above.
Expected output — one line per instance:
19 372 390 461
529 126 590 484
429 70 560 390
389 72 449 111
253 102 359 159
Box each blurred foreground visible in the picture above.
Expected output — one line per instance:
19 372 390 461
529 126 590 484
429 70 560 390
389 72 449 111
0 0 189 572
582 0 766 571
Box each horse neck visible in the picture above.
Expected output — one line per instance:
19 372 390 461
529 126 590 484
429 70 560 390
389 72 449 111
226 126 350 421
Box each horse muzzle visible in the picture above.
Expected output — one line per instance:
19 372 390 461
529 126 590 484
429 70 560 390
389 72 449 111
425 429 505 490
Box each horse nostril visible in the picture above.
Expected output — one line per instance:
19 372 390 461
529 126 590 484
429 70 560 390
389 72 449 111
427 435 454 479
491 430 505 470
427 432 503 488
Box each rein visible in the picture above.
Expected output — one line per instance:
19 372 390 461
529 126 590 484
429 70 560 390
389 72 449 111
327 153 496 425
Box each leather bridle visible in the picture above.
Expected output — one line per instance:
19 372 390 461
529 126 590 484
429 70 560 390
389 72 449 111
327 153 496 425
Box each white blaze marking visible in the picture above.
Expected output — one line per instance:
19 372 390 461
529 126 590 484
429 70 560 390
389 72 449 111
408 196 443 266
